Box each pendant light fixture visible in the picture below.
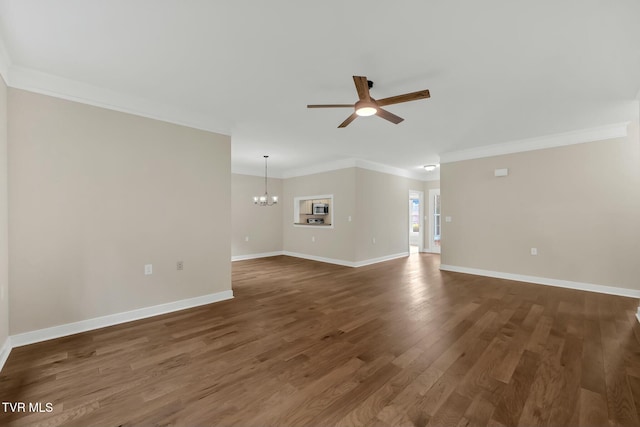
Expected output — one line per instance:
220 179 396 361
253 155 278 206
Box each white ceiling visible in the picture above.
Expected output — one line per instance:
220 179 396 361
0 1 639 179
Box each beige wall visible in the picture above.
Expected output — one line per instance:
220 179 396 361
281 166 432 264
441 123 640 290
283 168 357 262
0 76 7 347
232 173 283 257
8 89 232 334
355 169 423 261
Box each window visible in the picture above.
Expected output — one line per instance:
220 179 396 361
410 198 420 232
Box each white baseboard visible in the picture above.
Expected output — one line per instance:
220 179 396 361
353 252 409 267
283 251 355 267
439 264 640 299
9 290 234 349
282 251 409 268
0 336 11 372
231 251 285 261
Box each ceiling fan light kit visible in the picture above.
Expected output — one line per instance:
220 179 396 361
307 75 430 128
354 100 377 116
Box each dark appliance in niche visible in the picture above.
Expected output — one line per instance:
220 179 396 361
313 203 329 215
307 218 324 224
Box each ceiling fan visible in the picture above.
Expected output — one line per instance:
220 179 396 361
307 76 430 128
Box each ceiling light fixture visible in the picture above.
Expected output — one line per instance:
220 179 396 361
354 99 377 117
254 155 278 206
423 164 439 172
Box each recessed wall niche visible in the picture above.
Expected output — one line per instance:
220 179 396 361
293 194 333 228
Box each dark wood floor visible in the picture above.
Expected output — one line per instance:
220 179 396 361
1 254 640 426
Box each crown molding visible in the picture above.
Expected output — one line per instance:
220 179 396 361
231 166 284 179
280 157 437 181
355 159 415 179
4 59 435 183
439 122 630 164
354 159 440 182
0 34 228 137
281 158 359 179
6 64 231 136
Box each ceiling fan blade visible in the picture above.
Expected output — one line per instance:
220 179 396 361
376 108 404 124
307 104 354 108
376 90 430 107
353 76 371 101
338 113 358 128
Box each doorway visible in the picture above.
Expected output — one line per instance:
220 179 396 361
409 190 424 254
428 188 441 253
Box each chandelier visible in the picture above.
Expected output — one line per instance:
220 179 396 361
253 155 278 206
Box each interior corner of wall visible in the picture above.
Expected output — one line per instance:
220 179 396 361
0 38 12 87
627 117 640 144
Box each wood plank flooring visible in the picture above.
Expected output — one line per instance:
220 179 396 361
1 254 640 426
